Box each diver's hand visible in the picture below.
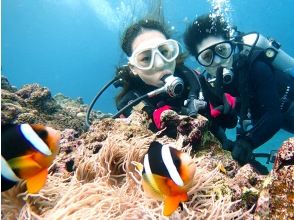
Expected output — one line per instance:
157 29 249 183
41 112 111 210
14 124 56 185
159 109 180 138
199 67 236 118
231 138 253 165
209 93 236 117
153 105 172 129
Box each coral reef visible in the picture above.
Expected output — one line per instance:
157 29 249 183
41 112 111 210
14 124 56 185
1 76 293 219
269 138 294 219
1 75 105 134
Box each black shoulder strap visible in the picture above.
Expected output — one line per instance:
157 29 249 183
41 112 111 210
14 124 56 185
234 54 251 134
239 66 250 119
234 35 265 127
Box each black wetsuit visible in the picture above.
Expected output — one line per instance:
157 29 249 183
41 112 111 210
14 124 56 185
116 64 200 121
116 64 238 143
225 57 294 148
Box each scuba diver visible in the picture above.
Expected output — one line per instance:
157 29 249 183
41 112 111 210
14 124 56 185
113 19 206 136
86 18 237 144
184 13 294 168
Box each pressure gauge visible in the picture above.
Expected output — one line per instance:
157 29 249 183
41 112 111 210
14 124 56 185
265 48 276 58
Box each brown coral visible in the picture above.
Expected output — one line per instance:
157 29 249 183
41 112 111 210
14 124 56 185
269 138 294 219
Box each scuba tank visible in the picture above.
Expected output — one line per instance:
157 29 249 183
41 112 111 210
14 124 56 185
232 31 294 134
239 32 294 77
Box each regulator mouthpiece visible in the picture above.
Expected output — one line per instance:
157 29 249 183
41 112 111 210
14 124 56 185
147 75 184 98
162 75 184 97
223 68 234 85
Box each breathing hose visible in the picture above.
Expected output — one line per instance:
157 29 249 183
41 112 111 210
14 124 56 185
85 77 121 128
85 75 184 128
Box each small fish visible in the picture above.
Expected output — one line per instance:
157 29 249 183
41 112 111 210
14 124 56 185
134 141 195 216
1 124 60 193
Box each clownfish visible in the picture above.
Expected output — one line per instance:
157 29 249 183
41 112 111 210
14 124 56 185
1 124 60 193
134 141 196 216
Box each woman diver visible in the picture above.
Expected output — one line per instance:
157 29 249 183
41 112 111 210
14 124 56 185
114 19 204 132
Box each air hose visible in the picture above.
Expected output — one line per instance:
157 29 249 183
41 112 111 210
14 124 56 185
85 75 184 128
85 77 121 128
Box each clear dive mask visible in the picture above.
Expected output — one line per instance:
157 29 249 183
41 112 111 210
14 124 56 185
128 39 180 70
197 41 234 67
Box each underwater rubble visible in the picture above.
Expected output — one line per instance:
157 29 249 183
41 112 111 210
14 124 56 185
1 75 293 220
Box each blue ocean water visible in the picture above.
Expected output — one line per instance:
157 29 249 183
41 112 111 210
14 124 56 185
2 0 293 169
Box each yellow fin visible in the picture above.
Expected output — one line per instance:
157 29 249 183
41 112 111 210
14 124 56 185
8 155 41 170
163 196 182 216
131 161 143 173
26 169 48 193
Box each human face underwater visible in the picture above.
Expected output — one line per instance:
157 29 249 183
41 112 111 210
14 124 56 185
196 36 234 76
129 30 178 88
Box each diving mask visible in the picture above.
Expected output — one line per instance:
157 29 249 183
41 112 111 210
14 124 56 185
197 41 234 67
128 39 180 70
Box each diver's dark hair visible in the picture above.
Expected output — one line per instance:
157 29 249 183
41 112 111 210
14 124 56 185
184 13 231 57
121 19 171 57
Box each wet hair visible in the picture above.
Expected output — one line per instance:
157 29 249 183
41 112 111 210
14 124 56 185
184 13 231 57
121 19 171 57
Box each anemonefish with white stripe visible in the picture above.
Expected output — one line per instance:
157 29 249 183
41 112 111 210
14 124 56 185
1 124 60 193
134 141 196 216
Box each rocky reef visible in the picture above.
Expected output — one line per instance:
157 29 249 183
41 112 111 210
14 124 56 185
1 75 109 134
1 75 293 219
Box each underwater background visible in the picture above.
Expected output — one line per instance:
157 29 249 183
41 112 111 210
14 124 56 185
2 0 294 169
